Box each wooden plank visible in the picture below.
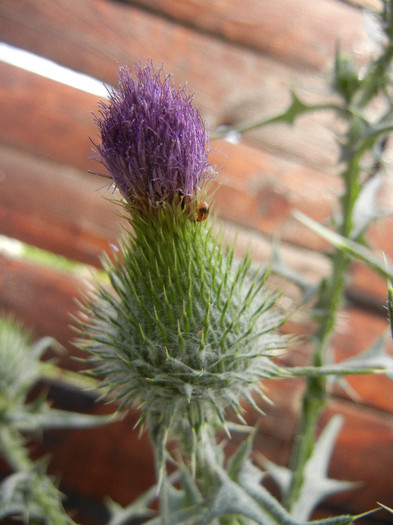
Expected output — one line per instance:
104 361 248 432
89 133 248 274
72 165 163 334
0 0 367 74
128 0 367 70
0 62 97 172
0 144 122 266
0 0 368 170
0 253 87 368
211 138 342 250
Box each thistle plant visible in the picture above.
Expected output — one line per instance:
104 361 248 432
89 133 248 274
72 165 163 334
0 317 108 524
79 27 393 521
80 63 287 496
5 4 393 524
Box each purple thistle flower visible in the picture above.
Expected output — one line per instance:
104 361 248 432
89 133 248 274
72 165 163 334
93 62 212 210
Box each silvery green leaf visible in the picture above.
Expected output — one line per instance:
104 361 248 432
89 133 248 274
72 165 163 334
30 335 62 361
289 416 357 521
260 417 358 521
167 484 196 514
378 502 393 514
0 471 27 517
227 428 258 483
330 335 393 379
0 469 74 525
327 374 362 402
143 507 205 525
0 317 40 399
178 463 203 505
199 463 354 525
0 428 32 474
10 405 111 432
387 280 393 340
293 211 393 281
108 493 156 525
108 471 180 525
352 173 385 238
259 457 291 499
364 9 388 52
198 466 284 525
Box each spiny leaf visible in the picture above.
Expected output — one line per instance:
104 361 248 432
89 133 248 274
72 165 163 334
351 173 386 239
329 335 393 380
289 416 357 521
213 92 341 140
293 210 393 281
11 406 111 432
227 428 257 482
197 462 354 525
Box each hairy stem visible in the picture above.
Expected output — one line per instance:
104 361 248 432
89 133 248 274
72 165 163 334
285 15 393 509
159 466 169 525
284 251 350 510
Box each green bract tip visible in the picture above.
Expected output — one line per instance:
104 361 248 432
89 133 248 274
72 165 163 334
79 205 286 451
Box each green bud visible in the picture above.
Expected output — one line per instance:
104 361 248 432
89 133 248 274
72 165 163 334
79 202 286 456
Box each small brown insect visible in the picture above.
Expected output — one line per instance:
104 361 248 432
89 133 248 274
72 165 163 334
196 201 209 222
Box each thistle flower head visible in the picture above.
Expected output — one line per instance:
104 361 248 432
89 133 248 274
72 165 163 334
93 62 212 210
82 63 287 475
80 215 287 451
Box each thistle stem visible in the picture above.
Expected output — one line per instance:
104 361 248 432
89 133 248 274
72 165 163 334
284 13 393 506
285 74 368 512
284 251 350 510
159 465 170 525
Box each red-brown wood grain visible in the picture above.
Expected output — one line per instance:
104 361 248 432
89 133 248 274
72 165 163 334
0 254 87 366
0 0 366 170
0 62 98 172
125 0 368 70
0 0 367 74
0 144 122 267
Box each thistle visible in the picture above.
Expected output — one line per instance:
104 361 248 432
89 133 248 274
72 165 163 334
93 62 212 214
80 62 287 474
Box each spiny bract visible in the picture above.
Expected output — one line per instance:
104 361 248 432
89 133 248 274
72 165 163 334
80 206 286 441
